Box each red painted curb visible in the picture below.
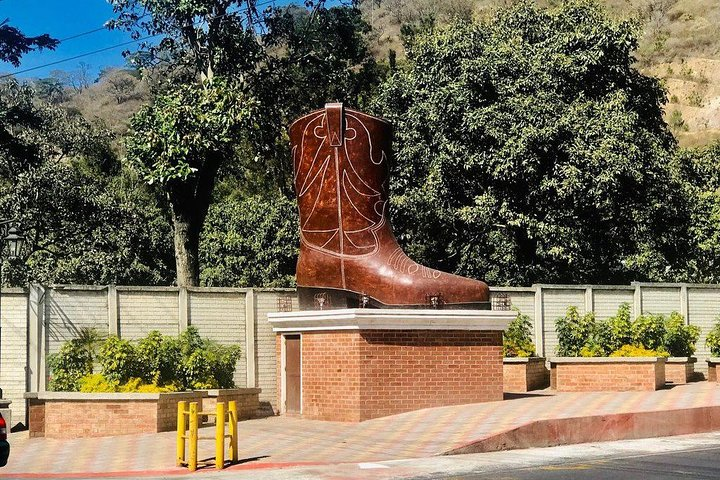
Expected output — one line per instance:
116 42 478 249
445 406 720 455
0 461 328 478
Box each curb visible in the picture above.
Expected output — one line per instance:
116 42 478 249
445 405 720 455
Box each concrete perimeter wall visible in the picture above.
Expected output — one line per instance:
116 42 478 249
1 282 719 428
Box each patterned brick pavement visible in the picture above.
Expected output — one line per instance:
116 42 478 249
2 382 719 476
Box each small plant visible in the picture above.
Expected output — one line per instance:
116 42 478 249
610 345 669 358
668 110 689 132
686 91 703 108
555 306 597 357
631 313 666 350
663 312 700 357
503 310 536 357
78 374 178 393
49 327 242 392
48 340 95 392
706 320 720 356
100 336 141 382
603 303 633 353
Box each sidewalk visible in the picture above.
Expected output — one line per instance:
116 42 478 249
3 382 719 477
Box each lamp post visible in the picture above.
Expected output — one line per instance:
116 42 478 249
0 220 26 398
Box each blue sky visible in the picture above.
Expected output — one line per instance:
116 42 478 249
1 0 136 79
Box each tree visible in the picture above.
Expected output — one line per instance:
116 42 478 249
373 0 690 286
0 78 174 286
671 142 720 282
0 18 57 67
125 80 255 286
199 194 298 287
113 0 383 285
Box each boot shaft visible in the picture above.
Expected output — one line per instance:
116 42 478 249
289 103 392 258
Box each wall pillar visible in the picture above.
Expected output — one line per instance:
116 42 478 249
533 286 544 357
107 285 119 336
178 287 189 332
245 289 256 388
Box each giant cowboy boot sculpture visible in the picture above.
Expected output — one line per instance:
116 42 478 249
290 103 490 310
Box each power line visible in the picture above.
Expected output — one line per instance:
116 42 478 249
1 0 282 78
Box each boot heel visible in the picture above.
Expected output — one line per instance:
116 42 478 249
298 287 377 310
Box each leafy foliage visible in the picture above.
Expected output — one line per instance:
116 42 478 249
78 374 178 393
603 303 634 353
707 321 720 357
556 304 699 357
555 306 597 357
631 313 667 351
100 336 141 382
0 19 58 67
502 310 536 357
374 0 689 285
663 311 700 357
609 344 669 358
48 337 96 392
199 195 298 287
49 327 241 391
125 78 256 285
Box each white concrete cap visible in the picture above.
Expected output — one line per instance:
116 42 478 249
267 308 515 332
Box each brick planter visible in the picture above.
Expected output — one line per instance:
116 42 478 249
200 388 262 421
503 357 549 393
549 357 666 392
269 309 515 422
25 391 205 438
665 357 697 384
708 358 720 382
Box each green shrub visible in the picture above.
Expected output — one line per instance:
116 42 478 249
610 344 669 358
555 306 597 356
48 340 95 391
706 320 720 356
604 303 633 353
176 327 241 389
663 312 700 357
631 314 666 351
503 311 536 358
79 373 119 392
77 374 178 393
50 327 241 391
136 331 181 385
100 336 141 382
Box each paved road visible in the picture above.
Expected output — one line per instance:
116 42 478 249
423 446 720 480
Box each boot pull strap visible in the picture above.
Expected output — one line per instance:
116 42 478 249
325 102 344 147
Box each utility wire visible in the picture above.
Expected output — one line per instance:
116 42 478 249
1 0 281 79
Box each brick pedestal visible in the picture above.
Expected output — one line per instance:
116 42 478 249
549 357 666 392
708 358 720 382
665 357 697 384
268 309 514 422
503 357 550 393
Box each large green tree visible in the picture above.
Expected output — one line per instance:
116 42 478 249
125 80 255 286
115 0 383 286
0 79 174 285
374 0 690 286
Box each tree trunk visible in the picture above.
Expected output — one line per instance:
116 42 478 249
172 209 201 287
169 156 221 287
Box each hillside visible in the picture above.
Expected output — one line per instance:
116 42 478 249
360 0 720 147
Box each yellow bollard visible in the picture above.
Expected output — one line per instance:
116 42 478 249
189 402 198 472
176 401 186 466
215 402 225 469
228 400 238 463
